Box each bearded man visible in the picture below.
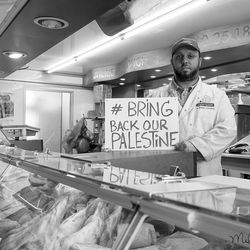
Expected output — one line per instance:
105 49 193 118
150 38 236 176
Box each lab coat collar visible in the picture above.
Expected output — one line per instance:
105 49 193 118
178 77 202 119
171 77 199 92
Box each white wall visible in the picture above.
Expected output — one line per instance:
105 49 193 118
73 88 94 129
26 90 63 152
73 89 94 121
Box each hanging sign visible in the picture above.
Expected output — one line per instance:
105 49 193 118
193 22 250 52
105 97 179 151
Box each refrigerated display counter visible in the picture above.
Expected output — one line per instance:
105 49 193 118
222 134 250 178
0 146 250 250
222 152 250 178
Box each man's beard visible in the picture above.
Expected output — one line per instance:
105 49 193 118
173 66 199 82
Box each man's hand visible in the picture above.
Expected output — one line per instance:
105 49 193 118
174 141 197 152
175 141 205 160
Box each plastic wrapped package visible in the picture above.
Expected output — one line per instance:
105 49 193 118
0 164 60 243
1 184 175 250
0 166 239 250
0 163 30 196
0 181 135 250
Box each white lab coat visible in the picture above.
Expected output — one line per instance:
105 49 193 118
150 78 237 176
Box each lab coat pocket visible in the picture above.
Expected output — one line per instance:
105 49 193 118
193 106 216 132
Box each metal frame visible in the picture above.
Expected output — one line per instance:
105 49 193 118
112 208 148 250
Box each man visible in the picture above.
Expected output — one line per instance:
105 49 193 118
150 38 236 176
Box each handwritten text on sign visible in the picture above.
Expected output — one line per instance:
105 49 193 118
103 166 161 186
105 98 179 150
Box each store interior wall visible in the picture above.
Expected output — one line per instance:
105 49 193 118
25 87 95 153
25 90 63 152
0 80 95 152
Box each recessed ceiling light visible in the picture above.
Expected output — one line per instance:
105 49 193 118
34 17 69 29
203 56 212 60
155 69 161 72
150 75 156 78
120 78 125 81
211 68 218 72
2 51 27 59
119 82 125 85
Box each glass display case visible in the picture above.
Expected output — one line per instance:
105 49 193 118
0 145 250 250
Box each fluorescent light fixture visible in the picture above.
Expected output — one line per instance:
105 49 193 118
119 82 125 85
168 77 172 81
211 68 218 72
203 56 212 60
48 35 122 73
120 78 125 81
77 36 121 60
137 84 141 87
155 69 161 72
162 83 168 86
47 0 207 73
150 75 156 78
201 75 206 79
47 57 78 74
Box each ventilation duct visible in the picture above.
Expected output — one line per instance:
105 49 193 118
96 1 133 36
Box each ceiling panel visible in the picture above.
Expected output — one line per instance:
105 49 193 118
0 0 123 78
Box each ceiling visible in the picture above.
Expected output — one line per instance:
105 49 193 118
0 0 123 77
0 0 250 91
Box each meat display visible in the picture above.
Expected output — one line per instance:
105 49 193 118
0 163 249 250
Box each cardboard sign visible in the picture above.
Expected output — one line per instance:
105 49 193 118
105 98 179 151
103 166 161 186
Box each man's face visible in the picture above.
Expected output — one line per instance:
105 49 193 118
171 47 201 82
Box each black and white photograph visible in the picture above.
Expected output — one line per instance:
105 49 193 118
0 0 250 249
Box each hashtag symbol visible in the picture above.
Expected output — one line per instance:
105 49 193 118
111 104 123 115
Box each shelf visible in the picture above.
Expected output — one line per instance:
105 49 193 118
231 88 250 96
1 124 40 139
85 116 105 120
